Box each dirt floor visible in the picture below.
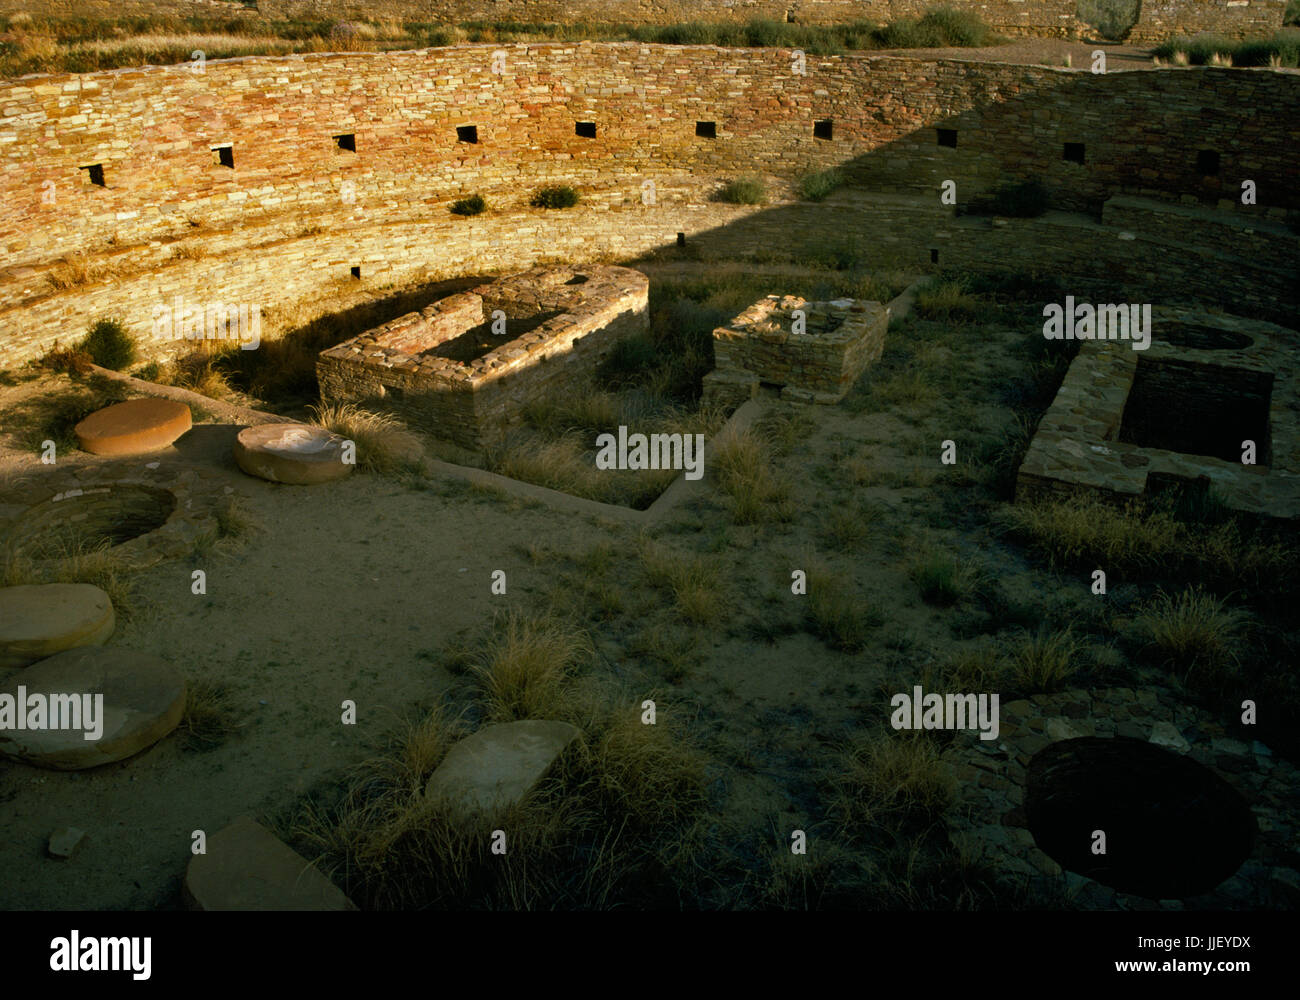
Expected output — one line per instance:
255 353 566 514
2 252 1293 910
0 296 1052 909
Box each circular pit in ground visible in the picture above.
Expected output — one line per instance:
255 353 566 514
1025 736 1256 899
4 484 177 561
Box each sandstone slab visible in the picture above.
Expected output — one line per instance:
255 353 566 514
48 827 88 860
232 423 353 485
75 398 192 456
0 583 115 670
0 647 185 770
184 816 357 911
425 720 581 818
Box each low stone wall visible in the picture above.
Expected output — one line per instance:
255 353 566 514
704 293 889 405
1015 308 1299 522
1128 0 1289 42
318 265 649 448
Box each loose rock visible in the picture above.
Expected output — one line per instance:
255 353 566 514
0 583 115 670
0 647 185 770
184 816 357 911
425 719 581 819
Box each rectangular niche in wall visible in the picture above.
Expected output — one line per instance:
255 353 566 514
212 144 234 168
937 128 957 148
696 121 717 139
814 119 833 140
335 133 356 152
1197 150 1221 175
575 121 597 139
80 164 105 187
1063 142 1086 164
351 266 362 279
456 125 479 144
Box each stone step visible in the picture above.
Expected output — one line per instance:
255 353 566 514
0 583 115 670
0 646 185 770
184 816 358 911
425 720 582 820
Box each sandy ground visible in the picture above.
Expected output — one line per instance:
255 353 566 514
0 391 629 907
0 285 1082 910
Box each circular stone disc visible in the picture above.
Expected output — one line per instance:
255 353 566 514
0 646 186 770
75 398 192 456
0 584 115 670
233 423 353 485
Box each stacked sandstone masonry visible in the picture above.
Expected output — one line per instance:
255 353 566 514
1 43 1297 367
1127 0 1289 43
316 265 649 449
703 294 889 407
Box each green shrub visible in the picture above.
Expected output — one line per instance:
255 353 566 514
530 185 580 209
1288 1 1300 27
1076 0 1141 41
878 6 997 48
716 176 767 205
77 317 136 371
798 168 844 202
450 194 486 216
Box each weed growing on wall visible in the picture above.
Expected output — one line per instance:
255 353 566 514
715 177 768 205
450 194 487 216
530 185 580 209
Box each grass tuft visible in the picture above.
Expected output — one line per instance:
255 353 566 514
308 403 425 476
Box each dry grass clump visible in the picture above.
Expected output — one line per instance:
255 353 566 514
711 427 793 524
831 732 953 829
1007 626 1083 693
471 610 594 722
489 431 679 509
45 253 116 291
803 558 882 653
925 641 1009 694
912 279 989 324
1000 496 1296 601
908 548 979 606
638 540 725 626
308 402 425 476
291 664 711 909
488 387 722 509
190 494 258 560
524 389 620 436
176 678 243 752
0 536 136 622
157 351 232 399
1134 588 1250 694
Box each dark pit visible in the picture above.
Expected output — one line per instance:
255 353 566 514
1119 357 1273 465
3 484 176 561
1025 736 1256 899
1159 323 1254 351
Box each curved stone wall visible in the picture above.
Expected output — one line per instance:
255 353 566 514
1 43 1297 365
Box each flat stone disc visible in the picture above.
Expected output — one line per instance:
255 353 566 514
233 423 353 484
0 646 185 770
425 720 581 819
184 816 358 910
75 398 192 456
0 584 115 670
